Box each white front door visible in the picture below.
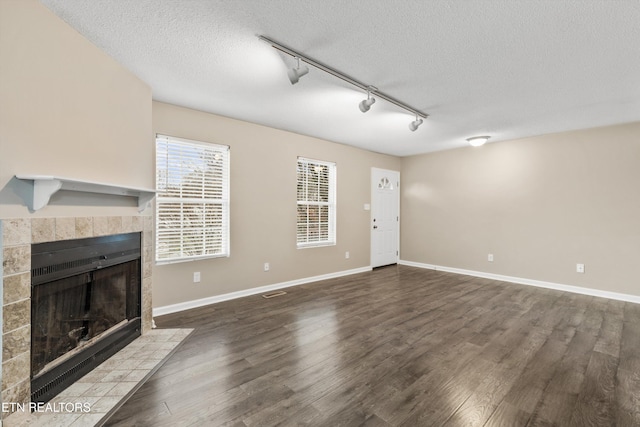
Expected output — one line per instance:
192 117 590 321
371 168 399 268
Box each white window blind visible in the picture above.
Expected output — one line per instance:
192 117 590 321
297 157 336 248
155 135 230 263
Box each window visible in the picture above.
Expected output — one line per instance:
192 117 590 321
155 135 230 263
296 157 336 247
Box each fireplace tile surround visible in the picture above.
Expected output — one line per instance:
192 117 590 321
1 216 154 419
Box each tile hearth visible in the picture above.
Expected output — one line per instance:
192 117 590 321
4 328 192 427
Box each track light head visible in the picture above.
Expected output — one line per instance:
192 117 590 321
287 65 308 84
288 57 309 85
359 86 377 113
359 97 376 112
409 117 423 132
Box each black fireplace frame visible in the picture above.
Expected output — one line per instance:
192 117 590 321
30 232 142 403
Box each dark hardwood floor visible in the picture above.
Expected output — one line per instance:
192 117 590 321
106 266 640 426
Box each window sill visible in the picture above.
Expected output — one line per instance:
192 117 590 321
155 253 229 265
297 242 336 249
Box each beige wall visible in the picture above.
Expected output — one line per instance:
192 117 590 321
0 0 153 413
0 0 153 219
152 102 400 307
401 122 640 297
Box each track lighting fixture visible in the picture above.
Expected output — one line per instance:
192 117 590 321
259 35 429 128
359 86 377 113
466 136 490 147
409 115 423 132
287 57 309 85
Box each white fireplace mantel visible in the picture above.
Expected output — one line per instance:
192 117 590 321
15 175 156 212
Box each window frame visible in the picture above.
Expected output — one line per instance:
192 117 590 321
296 157 337 248
155 134 230 264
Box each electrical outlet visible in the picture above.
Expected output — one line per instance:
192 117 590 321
488 254 494 262
264 262 270 272
576 263 585 273
193 272 201 283
345 251 350 259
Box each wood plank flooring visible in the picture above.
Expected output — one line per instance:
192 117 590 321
106 266 640 426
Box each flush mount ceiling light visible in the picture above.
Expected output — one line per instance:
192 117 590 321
287 57 309 85
409 115 424 132
467 136 490 147
359 86 377 113
259 35 428 130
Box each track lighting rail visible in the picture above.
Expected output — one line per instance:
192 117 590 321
259 35 429 119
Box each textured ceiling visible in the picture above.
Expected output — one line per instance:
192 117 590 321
40 0 640 156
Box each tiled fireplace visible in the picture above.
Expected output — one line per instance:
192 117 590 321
1 216 153 419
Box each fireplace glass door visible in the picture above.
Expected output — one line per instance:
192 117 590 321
31 260 139 377
30 232 142 403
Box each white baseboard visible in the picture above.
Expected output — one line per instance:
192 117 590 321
153 266 372 317
399 260 640 304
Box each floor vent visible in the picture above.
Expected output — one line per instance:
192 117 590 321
262 290 287 299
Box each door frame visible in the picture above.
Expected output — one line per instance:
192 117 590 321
370 167 400 268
